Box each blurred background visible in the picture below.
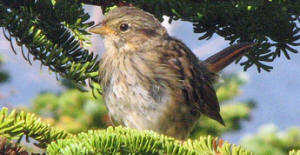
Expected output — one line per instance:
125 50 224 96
0 5 299 154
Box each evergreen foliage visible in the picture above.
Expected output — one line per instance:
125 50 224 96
0 107 71 148
241 124 300 155
0 0 100 93
47 126 254 155
0 107 254 154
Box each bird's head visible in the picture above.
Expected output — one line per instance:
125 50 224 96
89 7 167 51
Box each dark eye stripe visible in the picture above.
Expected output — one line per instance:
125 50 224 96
139 29 158 37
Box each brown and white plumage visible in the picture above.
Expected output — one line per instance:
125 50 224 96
89 6 252 139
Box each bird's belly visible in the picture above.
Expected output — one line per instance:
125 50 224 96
104 82 167 129
103 79 200 139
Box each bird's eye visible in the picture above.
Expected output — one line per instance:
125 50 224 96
119 23 129 32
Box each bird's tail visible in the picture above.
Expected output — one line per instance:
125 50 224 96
205 42 254 72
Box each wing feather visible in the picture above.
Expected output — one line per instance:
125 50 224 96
164 38 224 125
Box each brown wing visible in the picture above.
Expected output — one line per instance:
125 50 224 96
164 38 224 125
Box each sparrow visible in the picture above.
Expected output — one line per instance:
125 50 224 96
89 6 253 139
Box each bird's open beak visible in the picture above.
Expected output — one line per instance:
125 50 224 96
88 22 115 35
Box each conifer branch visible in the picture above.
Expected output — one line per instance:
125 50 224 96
47 126 254 155
0 107 255 154
0 107 72 148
